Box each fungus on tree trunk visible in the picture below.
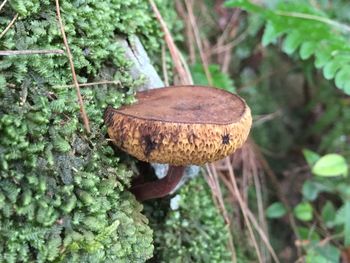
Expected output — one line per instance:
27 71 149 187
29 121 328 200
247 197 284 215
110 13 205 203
104 85 252 201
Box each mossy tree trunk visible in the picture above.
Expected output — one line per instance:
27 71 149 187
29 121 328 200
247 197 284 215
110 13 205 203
0 1 177 262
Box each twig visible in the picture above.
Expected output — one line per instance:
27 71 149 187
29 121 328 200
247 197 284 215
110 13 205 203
246 209 280 263
0 49 65 56
224 158 280 263
149 0 191 85
252 142 302 257
225 157 264 263
252 169 270 262
161 44 169 86
53 80 121 89
253 110 282 126
175 0 196 64
210 30 248 55
205 164 237 263
0 13 18 39
55 0 90 133
184 0 213 86
0 0 8 12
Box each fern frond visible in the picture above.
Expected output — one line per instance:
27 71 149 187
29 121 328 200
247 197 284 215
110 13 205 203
226 0 350 94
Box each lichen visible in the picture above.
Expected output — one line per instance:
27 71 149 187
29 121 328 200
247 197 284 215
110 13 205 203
0 0 179 262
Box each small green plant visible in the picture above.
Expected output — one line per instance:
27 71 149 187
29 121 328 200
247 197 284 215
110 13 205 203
191 63 236 93
267 149 350 262
225 0 350 94
147 176 252 263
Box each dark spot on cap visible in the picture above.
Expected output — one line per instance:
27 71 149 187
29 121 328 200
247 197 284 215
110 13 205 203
222 134 230 145
142 135 157 157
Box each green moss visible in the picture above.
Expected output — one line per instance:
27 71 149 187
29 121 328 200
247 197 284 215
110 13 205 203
148 176 245 263
0 0 179 262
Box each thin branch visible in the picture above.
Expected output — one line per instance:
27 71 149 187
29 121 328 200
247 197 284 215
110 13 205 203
0 49 64 56
54 80 121 89
184 0 213 85
225 157 264 263
0 0 8 12
252 142 302 257
205 164 237 263
161 44 169 86
246 209 281 263
55 0 90 133
210 30 248 55
275 11 350 33
223 160 280 263
0 13 18 39
149 0 191 85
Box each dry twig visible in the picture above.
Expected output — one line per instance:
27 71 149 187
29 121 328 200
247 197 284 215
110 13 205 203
149 0 191 85
184 0 213 85
55 0 90 133
205 164 237 263
0 0 8 12
161 44 169 86
0 49 64 56
0 13 18 39
225 157 264 263
54 80 121 89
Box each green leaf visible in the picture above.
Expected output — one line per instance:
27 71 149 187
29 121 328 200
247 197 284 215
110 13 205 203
302 180 321 201
314 48 332 69
334 205 346 225
303 149 320 167
262 22 280 46
297 226 320 241
282 31 303 55
294 202 313 221
224 0 264 13
321 201 336 228
312 154 348 177
323 60 342 80
299 41 316 60
345 201 350 246
306 245 340 263
335 65 350 94
266 202 287 218
337 184 350 199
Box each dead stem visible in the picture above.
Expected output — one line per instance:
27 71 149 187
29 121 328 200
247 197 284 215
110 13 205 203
161 44 169 86
0 13 18 39
246 209 281 263
55 0 90 133
53 80 122 89
184 0 213 86
205 163 237 263
224 156 281 262
215 9 241 73
252 141 302 258
225 157 264 263
149 0 191 85
0 49 64 56
210 29 248 55
175 1 196 64
0 0 8 12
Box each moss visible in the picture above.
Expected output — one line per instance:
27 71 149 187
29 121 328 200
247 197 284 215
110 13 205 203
147 176 248 263
0 0 178 262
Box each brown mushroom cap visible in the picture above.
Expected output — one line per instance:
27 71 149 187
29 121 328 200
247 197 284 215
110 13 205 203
104 85 252 165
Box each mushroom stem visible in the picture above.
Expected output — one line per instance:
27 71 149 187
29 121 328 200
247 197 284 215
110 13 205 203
130 165 186 201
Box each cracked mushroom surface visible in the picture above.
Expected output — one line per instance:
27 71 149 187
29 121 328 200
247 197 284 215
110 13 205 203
104 85 252 165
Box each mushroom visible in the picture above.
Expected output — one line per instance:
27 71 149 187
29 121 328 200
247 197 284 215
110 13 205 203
104 85 252 201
